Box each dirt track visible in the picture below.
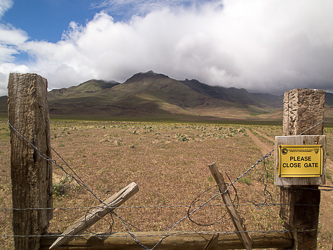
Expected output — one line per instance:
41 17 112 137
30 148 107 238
246 128 333 249
245 128 273 155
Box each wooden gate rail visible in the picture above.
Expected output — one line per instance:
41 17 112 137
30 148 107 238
11 73 324 250
40 231 293 250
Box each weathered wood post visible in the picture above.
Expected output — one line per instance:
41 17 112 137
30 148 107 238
277 88 325 250
8 73 53 250
208 163 252 250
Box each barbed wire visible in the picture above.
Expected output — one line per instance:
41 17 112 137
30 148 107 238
0 228 315 239
5 119 329 249
2 198 331 212
7 120 150 249
187 175 239 227
300 120 325 135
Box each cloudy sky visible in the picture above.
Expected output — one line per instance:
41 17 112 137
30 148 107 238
1 0 332 97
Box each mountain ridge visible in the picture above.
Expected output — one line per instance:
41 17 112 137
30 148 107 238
1 71 333 123
47 71 284 121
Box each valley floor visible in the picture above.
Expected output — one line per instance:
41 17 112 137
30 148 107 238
0 119 332 249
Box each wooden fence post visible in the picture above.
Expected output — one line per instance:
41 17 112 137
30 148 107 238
208 163 252 250
8 73 53 250
279 88 325 250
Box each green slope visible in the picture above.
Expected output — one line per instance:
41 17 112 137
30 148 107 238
47 71 284 119
3 73 332 121
48 79 119 100
0 96 7 117
181 78 282 109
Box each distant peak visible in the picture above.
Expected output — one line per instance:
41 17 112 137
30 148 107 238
125 70 169 83
183 78 201 83
140 70 162 76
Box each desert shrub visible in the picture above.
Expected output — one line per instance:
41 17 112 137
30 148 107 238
52 175 74 197
238 177 253 185
239 127 245 133
178 135 189 141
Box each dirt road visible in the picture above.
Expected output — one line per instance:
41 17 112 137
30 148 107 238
245 128 274 155
246 128 333 248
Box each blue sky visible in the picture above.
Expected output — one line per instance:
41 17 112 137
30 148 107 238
1 0 333 96
2 0 98 43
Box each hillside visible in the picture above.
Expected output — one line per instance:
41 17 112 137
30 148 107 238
46 71 285 121
0 96 7 117
1 71 333 123
181 79 282 108
48 79 119 99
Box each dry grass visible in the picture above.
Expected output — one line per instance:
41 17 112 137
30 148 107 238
0 119 332 249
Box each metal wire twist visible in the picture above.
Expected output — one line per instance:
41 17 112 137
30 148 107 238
6 119 327 249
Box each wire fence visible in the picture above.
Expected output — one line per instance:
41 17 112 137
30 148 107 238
1 119 332 249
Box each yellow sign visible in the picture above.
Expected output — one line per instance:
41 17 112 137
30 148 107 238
279 145 323 177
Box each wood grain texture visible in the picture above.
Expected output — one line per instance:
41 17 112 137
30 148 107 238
40 231 293 250
8 73 53 250
203 233 219 250
278 88 324 250
283 89 325 136
50 182 139 249
208 163 252 250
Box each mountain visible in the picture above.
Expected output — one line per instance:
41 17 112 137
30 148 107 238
46 71 284 121
181 78 282 109
48 79 119 99
0 96 7 117
326 92 333 107
1 71 333 123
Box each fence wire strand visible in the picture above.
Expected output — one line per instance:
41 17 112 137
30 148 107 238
1 228 313 238
1 199 329 212
5 119 329 249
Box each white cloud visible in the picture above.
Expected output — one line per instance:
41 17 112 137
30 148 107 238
92 0 218 18
0 0 29 96
1 0 333 96
0 44 18 62
0 0 13 18
0 24 28 45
